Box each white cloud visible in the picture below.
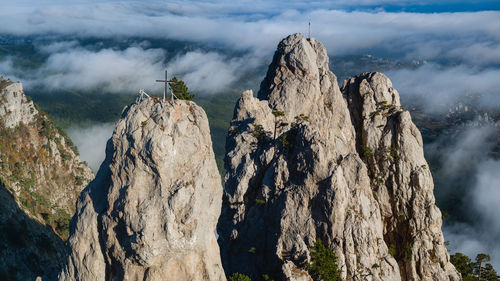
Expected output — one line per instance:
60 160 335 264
34 46 166 93
473 159 500 236
386 64 500 112
67 122 115 172
37 40 80 54
1 1 499 66
431 125 500 269
1 43 246 95
166 51 251 93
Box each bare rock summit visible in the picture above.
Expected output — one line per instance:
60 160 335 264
59 97 226 281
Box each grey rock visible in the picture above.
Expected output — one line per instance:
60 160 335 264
0 80 37 128
59 98 226 281
342 72 460 281
0 78 93 217
219 34 459 281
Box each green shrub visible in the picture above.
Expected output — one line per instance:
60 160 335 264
388 243 396 256
262 274 274 281
251 124 267 142
387 144 400 163
228 272 251 281
307 239 342 281
450 252 500 281
361 145 373 158
278 134 292 149
255 199 266 205
75 176 84 186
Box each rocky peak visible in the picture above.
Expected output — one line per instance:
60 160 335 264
0 76 94 281
343 73 459 280
258 34 332 121
59 97 226 281
0 76 93 231
0 78 37 128
219 34 459 281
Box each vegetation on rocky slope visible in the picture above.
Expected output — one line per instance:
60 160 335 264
0 115 80 238
0 82 92 239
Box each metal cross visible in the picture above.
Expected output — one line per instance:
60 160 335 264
155 70 176 101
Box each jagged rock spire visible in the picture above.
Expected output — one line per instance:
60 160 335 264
218 34 459 281
343 72 459 280
59 98 226 281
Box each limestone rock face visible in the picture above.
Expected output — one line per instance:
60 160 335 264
342 72 460 281
0 77 93 281
59 98 226 281
0 77 93 221
0 79 37 128
219 34 459 281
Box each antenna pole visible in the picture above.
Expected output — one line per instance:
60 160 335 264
308 20 311 38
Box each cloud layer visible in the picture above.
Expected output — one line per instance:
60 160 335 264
1 41 249 95
1 1 500 66
386 64 500 112
428 125 500 269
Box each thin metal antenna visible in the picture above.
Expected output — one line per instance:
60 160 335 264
164 70 167 101
308 20 311 38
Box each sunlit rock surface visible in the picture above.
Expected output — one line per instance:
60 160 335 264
59 98 225 281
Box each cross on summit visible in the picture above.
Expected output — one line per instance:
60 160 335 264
156 70 176 101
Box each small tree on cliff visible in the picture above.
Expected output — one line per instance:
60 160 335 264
307 239 342 281
169 76 195 100
450 252 500 281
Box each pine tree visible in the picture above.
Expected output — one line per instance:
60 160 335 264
450 252 500 281
169 76 195 100
307 239 342 281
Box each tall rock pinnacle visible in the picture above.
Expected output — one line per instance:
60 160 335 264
342 72 459 280
218 33 459 281
59 98 226 281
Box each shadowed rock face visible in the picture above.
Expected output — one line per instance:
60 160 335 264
59 98 226 281
0 182 65 281
218 33 459 281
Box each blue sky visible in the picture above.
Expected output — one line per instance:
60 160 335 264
345 0 500 12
